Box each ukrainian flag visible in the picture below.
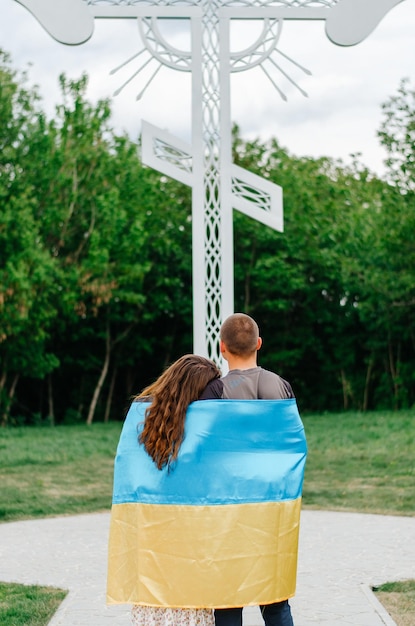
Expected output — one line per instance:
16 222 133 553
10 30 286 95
107 399 307 608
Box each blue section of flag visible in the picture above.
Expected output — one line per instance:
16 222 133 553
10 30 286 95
112 399 307 506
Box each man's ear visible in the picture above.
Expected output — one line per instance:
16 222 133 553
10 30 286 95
220 340 226 354
257 337 263 351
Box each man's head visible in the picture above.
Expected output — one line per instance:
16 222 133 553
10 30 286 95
220 313 262 359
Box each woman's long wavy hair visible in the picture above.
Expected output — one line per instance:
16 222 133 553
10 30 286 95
135 354 221 470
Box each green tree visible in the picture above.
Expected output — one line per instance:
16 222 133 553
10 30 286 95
0 51 59 425
373 79 415 407
20 74 193 423
22 76 151 423
378 78 415 191
232 126 413 411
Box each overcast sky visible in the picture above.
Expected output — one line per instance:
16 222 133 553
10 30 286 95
1 0 415 177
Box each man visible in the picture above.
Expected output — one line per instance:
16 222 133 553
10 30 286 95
209 313 295 626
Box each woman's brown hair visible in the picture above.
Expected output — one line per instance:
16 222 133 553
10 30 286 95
135 354 221 470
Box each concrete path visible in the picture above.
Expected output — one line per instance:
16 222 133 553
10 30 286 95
0 510 414 626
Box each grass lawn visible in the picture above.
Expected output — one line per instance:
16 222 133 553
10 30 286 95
301 409 415 516
374 580 415 626
0 582 66 626
0 422 123 522
0 409 414 625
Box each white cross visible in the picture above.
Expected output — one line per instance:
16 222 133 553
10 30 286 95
13 0 406 365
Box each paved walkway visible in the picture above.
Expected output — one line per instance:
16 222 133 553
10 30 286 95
0 510 414 626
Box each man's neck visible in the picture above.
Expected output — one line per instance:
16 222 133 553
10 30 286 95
226 355 258 371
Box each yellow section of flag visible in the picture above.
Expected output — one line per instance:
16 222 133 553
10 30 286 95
107 498 302 607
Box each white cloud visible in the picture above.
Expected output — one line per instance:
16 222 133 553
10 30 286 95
1 0 415 175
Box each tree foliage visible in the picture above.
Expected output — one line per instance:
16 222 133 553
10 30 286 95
0 51 414 423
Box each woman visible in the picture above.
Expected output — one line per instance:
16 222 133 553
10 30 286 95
130 354 222 626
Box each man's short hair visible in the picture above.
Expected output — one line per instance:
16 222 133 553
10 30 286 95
220 313 259 356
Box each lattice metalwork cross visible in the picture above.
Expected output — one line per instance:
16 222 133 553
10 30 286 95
13 0 406 365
